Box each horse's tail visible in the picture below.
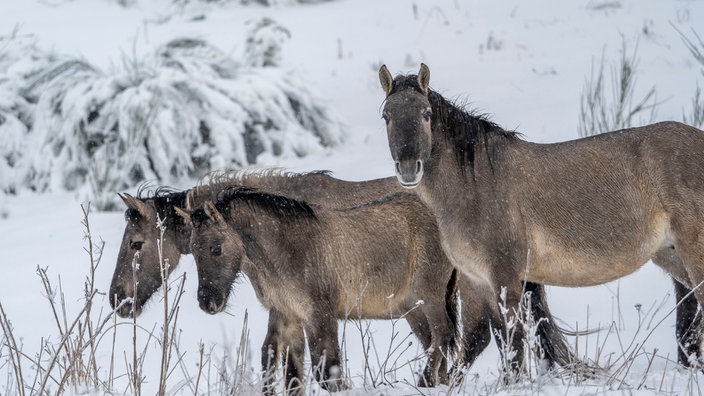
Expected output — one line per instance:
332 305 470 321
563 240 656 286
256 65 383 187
445 268 460 356
525 282 601 375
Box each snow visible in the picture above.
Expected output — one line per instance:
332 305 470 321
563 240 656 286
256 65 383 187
1 0 704 394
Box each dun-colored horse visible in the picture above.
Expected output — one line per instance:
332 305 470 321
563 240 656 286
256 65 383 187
110 170 397 318
378 63 704 369
181 189 467 392
111 170 577 391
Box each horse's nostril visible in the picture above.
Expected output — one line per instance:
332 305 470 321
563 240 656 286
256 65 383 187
415 160 423 175
395 162 402 175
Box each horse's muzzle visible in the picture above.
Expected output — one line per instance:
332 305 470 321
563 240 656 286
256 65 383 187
395 160 423 189
110 286 143 318
198 286 226 314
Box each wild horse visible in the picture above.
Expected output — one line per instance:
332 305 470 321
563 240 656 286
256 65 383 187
180 189 470 391
110 169 575 391
378 63 704 370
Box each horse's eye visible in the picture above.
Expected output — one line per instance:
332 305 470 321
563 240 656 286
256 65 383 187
210 245 222 256
422 111 432 121
382 114 390 124
131 241 143 250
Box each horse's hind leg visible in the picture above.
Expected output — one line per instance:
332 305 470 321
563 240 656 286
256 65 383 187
670 225 704 366
419 301 455 387
652 248 704 366
674 279 703 366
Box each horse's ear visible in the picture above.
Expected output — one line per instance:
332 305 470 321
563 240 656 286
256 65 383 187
418 63 430 95
173 207 193 227
379 64 394 96
118 193 149 218
203 201 226 224
184 189 195 211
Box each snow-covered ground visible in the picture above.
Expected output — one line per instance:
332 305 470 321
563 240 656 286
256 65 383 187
2 0 704 394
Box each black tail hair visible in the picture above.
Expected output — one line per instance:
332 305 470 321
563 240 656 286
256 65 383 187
445 268 460 355
525 281 599 374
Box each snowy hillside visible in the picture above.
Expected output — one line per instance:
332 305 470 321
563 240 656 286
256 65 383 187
1 0 704 394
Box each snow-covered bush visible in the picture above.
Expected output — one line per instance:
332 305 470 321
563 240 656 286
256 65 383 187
0 35 342 209
0 33 57 194
245 17 290 67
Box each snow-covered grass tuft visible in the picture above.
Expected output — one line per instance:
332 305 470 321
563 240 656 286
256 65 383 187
0 34 342 210
577 36 658 137
679 28 704 129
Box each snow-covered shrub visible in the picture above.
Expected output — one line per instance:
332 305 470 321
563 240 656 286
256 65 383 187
0 33 57 194
0 36 342 209
245 17 290 67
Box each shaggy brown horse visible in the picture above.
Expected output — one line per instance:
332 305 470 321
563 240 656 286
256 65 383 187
109 170 397 318
110 169 579 391
378 63 704 369
180 189 466 392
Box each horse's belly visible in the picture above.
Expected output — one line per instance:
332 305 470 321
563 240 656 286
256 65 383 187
526 212 671 287
336 293 408 319
526 255 647 287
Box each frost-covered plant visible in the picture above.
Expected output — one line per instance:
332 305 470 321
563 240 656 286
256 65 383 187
0 32 57 194
578 38 658 137
679 29 704 129
1 36 342 209
245 17 291 68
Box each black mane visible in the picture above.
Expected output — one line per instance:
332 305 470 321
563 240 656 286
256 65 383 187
215 187 317 220
390 74 519 173
128 184 188 226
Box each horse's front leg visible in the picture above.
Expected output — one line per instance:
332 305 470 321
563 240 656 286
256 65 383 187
261 310 281 396
281 323 306 394
420 303 455 387
490 265 528 381
305 311 345 392
261 309 306 395
404 308 439 387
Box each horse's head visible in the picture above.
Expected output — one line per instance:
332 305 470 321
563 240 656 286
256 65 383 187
110 192 188 318
379 63 433 189
180 200 245 315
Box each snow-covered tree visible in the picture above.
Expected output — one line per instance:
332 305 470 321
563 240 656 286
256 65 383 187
0 35 342 209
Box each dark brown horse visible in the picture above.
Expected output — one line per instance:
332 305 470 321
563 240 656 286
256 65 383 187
378 63 704 369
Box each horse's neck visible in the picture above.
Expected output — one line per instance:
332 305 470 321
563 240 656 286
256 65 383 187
233 209 303 276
